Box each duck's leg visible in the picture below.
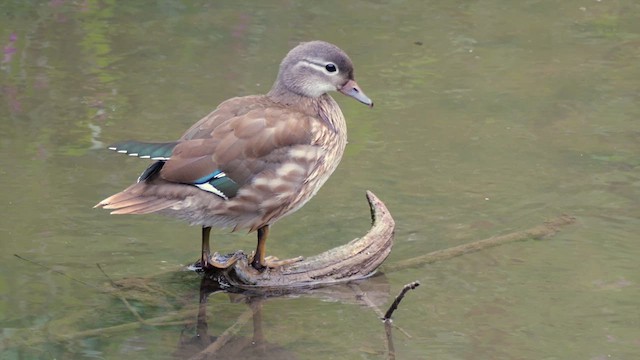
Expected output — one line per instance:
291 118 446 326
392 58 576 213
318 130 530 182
200 226 212 268
251 225 303 270
198 226 240 270
251 225 269 270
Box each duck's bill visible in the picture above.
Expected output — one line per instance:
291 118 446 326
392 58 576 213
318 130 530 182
339 79 374 108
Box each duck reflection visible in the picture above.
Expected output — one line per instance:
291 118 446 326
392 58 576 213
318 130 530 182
174 271 391 359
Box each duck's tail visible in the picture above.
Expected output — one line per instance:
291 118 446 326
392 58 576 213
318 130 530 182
94 181 180 215
95 142 181 214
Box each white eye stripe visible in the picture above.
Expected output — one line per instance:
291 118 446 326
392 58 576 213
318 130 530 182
300 60 340 75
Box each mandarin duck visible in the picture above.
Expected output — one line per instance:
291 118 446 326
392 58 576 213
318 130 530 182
96 41 373 271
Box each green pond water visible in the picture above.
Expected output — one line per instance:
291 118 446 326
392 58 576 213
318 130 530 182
1 1 640 359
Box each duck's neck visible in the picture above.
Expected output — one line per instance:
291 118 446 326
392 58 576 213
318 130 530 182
267 79 310 109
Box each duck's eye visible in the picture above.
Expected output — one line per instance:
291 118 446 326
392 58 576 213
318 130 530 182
325 63 337 73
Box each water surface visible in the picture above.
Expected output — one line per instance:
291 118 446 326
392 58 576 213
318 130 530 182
2 1 640 359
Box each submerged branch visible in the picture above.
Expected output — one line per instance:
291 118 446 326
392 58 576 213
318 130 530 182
97 263 148 324
384 214 576 273
15 308 195 348
13 254 99 289
187 307 255 360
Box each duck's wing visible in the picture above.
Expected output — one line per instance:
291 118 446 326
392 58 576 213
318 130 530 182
159 97 319 199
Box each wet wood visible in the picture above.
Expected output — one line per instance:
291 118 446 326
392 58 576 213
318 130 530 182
383 281 420 321
215 190 395 290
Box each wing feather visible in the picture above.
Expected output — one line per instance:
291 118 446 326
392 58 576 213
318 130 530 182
159 97 316 190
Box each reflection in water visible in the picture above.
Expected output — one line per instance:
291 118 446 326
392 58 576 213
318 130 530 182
176 275 297 359
0 260 392 358
174 273 392 359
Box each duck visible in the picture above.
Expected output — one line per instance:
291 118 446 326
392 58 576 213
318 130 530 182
95 40 373 271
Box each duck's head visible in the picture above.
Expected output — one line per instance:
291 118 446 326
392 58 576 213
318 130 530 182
270 41 373 107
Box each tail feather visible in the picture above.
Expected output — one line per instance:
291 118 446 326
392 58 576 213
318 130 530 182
94 186 140 208
109 198 176 215
101 197 150 210
95 184 179 215
108 141 178 160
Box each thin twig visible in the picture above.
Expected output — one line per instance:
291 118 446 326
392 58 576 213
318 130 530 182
348 284 412 338
348 283 385 318
96 263 148 324
14 254 99 290
382 282 420 360
385 320 395 360
188 307 255 360
383 281 420 321
96 263 117 287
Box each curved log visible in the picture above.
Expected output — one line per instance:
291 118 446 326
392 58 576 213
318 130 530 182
214 191 395 291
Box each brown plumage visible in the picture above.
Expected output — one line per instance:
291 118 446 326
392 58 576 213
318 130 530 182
96 41 373 271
